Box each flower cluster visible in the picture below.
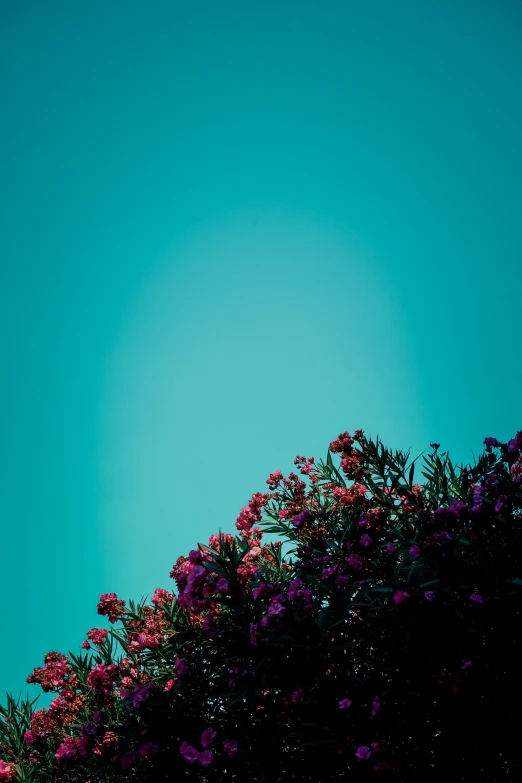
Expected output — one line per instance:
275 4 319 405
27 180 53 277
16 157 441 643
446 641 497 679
1 428 521 782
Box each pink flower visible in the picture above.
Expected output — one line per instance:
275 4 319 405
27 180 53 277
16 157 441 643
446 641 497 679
266 470 283 489
201 727 217 747
0 760 15 782
393 590 410 604
198 749 214 766
151 587 173 606
355 745 372 760
55 736 80 761
81 640 91 649
97 592 125 623
338 698 352 709
86 628 108 646
137 632 160 651
223 739 238 757
24 730 35 745
385 543 396 554
165 678 175 691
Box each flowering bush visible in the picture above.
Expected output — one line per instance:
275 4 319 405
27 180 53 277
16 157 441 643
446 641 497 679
1 429 522 782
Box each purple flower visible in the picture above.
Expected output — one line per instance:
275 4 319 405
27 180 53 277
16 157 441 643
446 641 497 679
355 746 372 760
347 554 363 571
198 749 214 767
120 750 136 770
469 592 483 604
132 684 152 707
424 591 436 601
461 661 472 670
215 577 229 594
409 545 420 560
267 596 285 618
433 531 451 542
371 696 381 716
322 566 338 580
201 727 217 747
138 742 159 757
508 431 522 453
385 543 396 554
338 698 352 709
292 509 315 528
180 741 199 763
495 495 508 513
484 437 502 448
393 590 410 605
175 657 187 675
360 534 372 547
223 739 238 758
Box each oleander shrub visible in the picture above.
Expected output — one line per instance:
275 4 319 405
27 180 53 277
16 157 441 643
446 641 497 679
1 428 522 782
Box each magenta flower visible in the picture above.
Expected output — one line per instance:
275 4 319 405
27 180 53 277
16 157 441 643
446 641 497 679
175 657 187 675
355 745 372 760
393 590 410 604
360 533 372 547
371 696 381 716
198 749 214 767
461 661 472 670
201 727 217 747
337 698 352 709
409 544 420 559
385 543 396 553
469 592 483 604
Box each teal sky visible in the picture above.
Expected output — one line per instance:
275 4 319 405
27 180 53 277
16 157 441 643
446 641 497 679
1 0 521 702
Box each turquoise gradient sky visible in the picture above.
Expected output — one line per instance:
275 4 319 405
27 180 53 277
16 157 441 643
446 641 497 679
1 0 521 702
